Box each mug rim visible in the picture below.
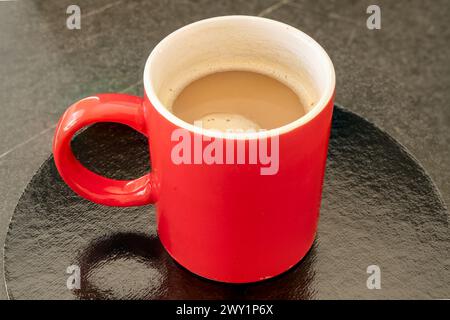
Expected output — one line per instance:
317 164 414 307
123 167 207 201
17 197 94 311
143 15 336 140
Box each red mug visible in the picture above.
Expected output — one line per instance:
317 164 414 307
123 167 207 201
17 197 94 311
53 16 335 283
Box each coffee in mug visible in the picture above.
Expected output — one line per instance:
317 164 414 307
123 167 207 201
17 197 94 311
171 70 315 131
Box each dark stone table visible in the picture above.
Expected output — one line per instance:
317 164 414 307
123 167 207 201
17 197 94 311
0 0 449 299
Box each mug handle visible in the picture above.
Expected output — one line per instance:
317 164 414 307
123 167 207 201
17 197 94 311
52 93 155 207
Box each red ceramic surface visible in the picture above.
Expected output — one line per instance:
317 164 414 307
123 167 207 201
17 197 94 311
53 91 334 283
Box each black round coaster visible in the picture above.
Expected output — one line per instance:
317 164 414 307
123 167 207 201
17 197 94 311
4 106 448 299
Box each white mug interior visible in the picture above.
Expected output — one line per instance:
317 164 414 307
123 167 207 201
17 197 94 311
144 15 335 138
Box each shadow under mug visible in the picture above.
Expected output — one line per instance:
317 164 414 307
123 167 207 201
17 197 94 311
53 16 335 283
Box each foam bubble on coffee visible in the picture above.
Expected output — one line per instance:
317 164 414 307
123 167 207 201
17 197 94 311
195 113 261 132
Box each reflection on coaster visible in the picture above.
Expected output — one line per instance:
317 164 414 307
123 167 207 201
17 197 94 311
4 105 448 299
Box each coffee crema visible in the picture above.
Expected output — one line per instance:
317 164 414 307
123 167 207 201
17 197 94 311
171 70 310 131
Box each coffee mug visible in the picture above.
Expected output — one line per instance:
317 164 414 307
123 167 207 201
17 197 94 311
53 16 335 283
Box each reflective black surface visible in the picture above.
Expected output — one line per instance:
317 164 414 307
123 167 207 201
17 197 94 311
4 106 449 299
